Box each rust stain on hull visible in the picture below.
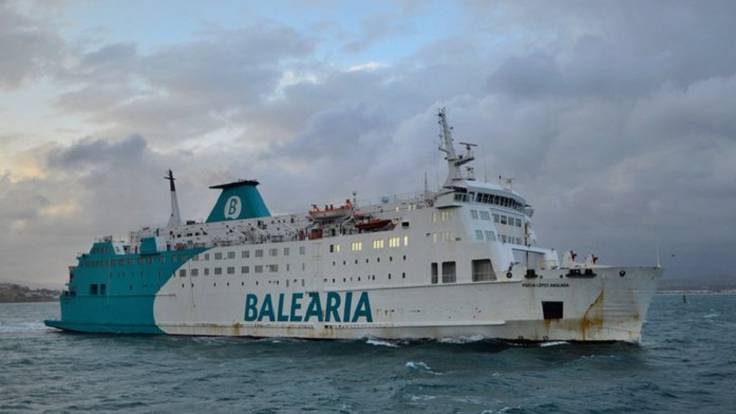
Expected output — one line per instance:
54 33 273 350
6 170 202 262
579 290 605 340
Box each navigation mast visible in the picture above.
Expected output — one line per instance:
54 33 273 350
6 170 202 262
165 169 182 227
437 107 475 188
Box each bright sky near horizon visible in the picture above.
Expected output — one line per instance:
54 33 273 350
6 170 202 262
1 0 735 286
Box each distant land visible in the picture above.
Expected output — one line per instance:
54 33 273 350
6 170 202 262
0 283 61 303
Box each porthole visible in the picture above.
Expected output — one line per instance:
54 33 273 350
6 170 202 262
506 272 513 279
619 270 626 277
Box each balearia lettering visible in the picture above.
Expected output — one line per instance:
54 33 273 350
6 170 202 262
244 291 373 323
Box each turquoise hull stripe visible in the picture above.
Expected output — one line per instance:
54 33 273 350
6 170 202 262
45 242 205 335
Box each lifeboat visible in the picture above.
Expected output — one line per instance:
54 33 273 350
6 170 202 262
308 200 353 221
355 218 394 232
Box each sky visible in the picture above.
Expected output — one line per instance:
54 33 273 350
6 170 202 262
1 0 735 287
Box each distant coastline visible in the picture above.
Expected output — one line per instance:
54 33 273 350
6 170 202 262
0 283 60 303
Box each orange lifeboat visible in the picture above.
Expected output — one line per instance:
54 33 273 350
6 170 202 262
308 199 353 221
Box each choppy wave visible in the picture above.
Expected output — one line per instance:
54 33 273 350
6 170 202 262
366 338 400 348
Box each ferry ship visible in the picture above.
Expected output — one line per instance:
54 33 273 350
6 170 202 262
46 109 661 342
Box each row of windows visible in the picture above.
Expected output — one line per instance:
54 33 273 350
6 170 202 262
432 211 452 223
179 278 307 289
470 209 522 227
332 236 409 253
179 262 307 277
454 191 523 211
324 272 407 284
193 246 307 262
332 255 407 266
81 254 187 268
430 259 497 284
475 230 497 242
432 232 456 242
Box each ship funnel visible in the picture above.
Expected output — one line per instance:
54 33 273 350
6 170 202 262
165 169 181 227
205 179 271 223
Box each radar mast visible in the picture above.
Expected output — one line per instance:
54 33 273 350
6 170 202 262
437 107 476 188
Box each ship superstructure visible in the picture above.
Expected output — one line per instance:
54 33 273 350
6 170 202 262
46 109 661 342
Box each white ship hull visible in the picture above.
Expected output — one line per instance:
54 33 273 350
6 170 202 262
154 259 660 342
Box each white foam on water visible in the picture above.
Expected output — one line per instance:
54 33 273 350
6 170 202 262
704 312 719 319
409 394 437 402
539 341 569 347
437 335 484 344
405 361 432 371
366 338 400 348
0 321 49 333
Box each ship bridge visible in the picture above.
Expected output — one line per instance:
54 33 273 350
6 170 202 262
450 180 532 217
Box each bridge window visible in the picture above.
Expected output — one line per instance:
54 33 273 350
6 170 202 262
227 267 235 275
475 230 484 241
485 231 497 241
472 259 496 281
100 284 106 295
214 252 223 260
470 210 479 220
442 262 456 283
242 250 250 258
352 241 363 251
227 251 236 259
389 237 401 248
204 268 210 276
299 246 306 255
329 244 340 253
480 211 491 221
404 236 409 246
204 253 210 261
255 265 263 273
241 266 249 274
191 269 199 276
255 249 263 258
284 247 290 256
431 263 438 284
89 284 98 295
214 267 222 275
500 215 507 225
373 239 384 249
268 264 278 272
179 269 186 277
269 248 278 257
515 218 522 227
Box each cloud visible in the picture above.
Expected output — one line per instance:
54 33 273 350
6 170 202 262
2 1 736 284
0 1 65 89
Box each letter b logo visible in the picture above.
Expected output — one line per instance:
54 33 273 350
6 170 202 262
224 196 241 219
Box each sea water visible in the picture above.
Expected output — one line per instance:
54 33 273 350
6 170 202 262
1 294 734 413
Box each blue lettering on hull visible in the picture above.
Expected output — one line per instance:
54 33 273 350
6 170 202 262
244 292 373 323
